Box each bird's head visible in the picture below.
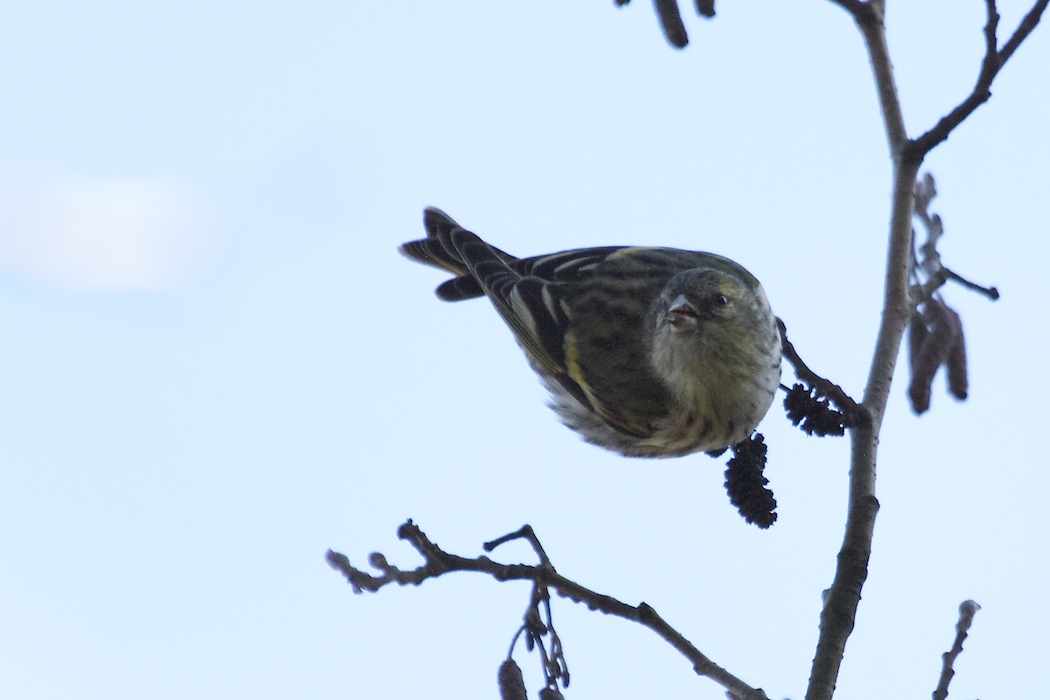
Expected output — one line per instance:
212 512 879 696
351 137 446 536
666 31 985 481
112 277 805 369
648 267 776 403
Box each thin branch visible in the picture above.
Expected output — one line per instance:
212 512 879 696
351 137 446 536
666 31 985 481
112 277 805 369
911 173 1001 305
485 524 553 568
825 0 868 19
910 173 1000 309
907 0 1050 161
778 318 860 424
999 0 1049 63
328 521 770 700
805 143 921 700
830 2 909 157
943 268 999 300
932 600 982 700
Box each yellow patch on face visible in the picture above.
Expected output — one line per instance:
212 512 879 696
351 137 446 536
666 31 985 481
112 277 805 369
714 278 745 304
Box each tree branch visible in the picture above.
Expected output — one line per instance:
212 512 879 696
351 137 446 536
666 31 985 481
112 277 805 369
805 0 1047 693
932 600 982 700
778 318 859 425
999 0 1049 62
906 0 1049 161
830 1 909 157
327 520 770 700
806 4 916 697
806 138 921 700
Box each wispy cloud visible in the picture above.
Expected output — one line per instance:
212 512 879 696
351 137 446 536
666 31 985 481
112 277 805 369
0 165 218 291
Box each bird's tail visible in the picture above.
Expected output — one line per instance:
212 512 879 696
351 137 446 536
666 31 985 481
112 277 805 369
399 207 517 301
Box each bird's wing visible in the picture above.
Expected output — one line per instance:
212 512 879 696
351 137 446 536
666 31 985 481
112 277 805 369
447 228 572 379
454 235 676 437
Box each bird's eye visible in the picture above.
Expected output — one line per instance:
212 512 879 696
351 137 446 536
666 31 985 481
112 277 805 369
714 293 730 307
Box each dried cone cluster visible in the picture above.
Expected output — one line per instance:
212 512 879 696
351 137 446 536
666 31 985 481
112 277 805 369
908 298 968 414
724 435 777 528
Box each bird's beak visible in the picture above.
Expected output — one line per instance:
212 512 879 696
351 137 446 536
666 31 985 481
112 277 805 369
665 294 699 331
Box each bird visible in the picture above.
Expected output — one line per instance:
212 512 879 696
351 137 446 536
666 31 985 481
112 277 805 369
399 207 782 458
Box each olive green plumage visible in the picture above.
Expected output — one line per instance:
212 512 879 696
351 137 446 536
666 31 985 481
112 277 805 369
400 207 782 457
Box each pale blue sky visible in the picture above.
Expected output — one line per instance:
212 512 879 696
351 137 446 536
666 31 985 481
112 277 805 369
1 3 1047 699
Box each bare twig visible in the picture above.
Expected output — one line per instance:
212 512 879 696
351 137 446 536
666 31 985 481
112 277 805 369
1000 0 1049 62
328 521 771 700
932 600 982 700
831 2 909 156
485 524 553 568
907 0 1050 161
910 173 1000 305
777 318 860 425
944 269 999 300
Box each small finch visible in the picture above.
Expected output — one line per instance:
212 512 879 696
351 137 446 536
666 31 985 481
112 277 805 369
400 208 782 457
